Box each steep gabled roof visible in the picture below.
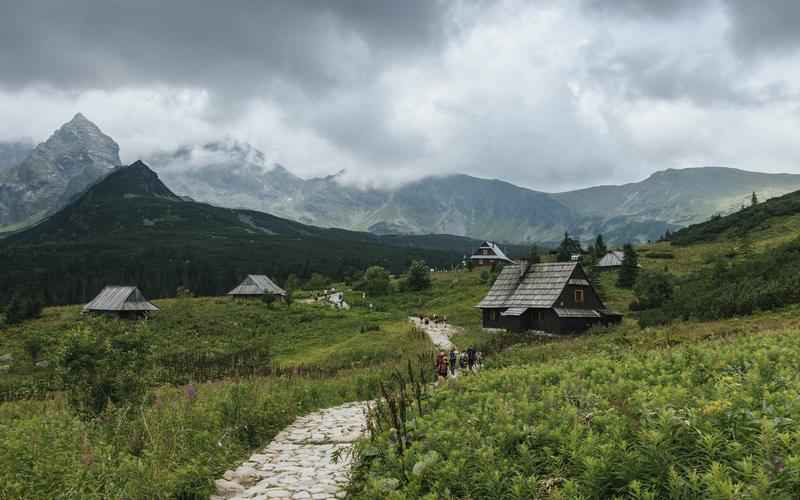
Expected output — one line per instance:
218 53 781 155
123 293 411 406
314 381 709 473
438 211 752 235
83 286 159 312
596 250 625 267
505 262 578 308
470 241 515 264
228 274 287 296
477 262 580 309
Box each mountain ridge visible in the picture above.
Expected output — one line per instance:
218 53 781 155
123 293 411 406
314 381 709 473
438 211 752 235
5 115 800 244
2 160 508 305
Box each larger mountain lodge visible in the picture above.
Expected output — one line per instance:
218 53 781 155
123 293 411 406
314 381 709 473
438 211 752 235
476 261 622 334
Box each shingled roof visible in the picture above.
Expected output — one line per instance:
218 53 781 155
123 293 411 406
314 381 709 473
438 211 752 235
596 250 625 267
83 286 159 312
228 274 287 296
469 241 515 264
477 262 582 309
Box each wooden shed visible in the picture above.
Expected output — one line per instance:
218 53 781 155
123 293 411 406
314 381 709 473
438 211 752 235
595 250 625 269
476 262 621 334
469 241 515 267
83 286 159 318
227 274 287 299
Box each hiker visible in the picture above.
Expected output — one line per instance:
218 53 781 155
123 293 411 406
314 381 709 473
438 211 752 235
435 351 449 382
459 351 468 369
476 351 483 369
448 349 457 375
467 347 476 371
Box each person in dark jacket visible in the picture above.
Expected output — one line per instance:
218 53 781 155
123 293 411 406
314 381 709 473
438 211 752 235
448 349 457 375
467 347 476 371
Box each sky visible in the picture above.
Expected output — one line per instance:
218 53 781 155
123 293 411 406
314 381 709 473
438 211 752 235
2 0 800 191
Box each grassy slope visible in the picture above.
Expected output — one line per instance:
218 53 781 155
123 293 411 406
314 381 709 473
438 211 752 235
0 274 493 500
349 230 800 498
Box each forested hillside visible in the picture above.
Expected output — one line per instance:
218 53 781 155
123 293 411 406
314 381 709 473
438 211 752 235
0 161 472 306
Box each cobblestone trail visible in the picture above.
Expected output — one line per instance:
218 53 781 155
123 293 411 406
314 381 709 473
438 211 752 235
409 316 461 350
212 401 370 500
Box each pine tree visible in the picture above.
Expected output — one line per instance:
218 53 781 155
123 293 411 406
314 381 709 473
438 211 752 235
594 234 607 259
557 232 573 262
751 191 759 206
616 243 639 288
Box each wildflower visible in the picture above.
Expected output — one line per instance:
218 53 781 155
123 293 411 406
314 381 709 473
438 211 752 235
184 383 198 402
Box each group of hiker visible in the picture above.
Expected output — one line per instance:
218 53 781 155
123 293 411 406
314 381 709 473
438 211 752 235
435 347 481 380
419 313 447 326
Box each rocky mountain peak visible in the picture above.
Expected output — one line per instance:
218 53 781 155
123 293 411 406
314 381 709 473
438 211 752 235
0 114 123 226
44 113 120 166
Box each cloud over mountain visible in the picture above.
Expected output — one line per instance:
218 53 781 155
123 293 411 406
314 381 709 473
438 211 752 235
2 1 800 190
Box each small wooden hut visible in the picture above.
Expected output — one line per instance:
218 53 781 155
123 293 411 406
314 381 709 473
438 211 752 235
595 250 625 269
83 286 159 318
476 262 621 335
469 241 515 267
227 274 287 299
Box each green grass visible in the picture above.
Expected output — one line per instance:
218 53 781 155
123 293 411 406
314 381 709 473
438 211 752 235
349 307 800 499
0 273 493 499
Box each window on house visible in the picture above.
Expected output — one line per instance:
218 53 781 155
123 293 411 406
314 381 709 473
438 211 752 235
575 289 585 304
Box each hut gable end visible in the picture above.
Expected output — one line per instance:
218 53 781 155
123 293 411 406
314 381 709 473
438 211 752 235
228 274 287 297
83 286 159 313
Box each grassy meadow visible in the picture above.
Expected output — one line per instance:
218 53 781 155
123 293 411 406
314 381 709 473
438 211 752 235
0 271 493 500
346 222 800 499
6 213 800 499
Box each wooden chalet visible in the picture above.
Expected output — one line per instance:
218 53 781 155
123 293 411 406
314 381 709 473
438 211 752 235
595 250 625 269
83 286 159 318
227 274 287 299
476 262 621 334
469 241 515 267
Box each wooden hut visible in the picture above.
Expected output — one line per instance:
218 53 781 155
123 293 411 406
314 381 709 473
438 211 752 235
83 286 159 318
469 241 515 267
476 262 621 334
595 250 625 269
227 274 287 299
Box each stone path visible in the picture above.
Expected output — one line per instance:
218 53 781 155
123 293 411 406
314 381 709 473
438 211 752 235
409 316 461 351
212 401 370 500
212 318 466 500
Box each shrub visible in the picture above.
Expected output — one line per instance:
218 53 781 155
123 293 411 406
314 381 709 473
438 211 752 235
637 308 671 328
58 325 152 418
645 252 674 259
23 334 44 363
360 266 391 296
633 270 674 310
479 270 489 284
406 260 431 291
285 274 301 292
305 273 329 290
261 293 278 307
5 291 44 325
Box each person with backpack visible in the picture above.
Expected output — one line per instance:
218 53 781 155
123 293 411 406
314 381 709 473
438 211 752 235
459 351 468 370
435 351 449 382
448 349 457 375
467 347 476 371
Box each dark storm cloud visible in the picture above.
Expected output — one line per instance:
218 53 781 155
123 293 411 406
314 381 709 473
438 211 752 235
0 0 449 95
722 0 800 57
581 0 707 20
